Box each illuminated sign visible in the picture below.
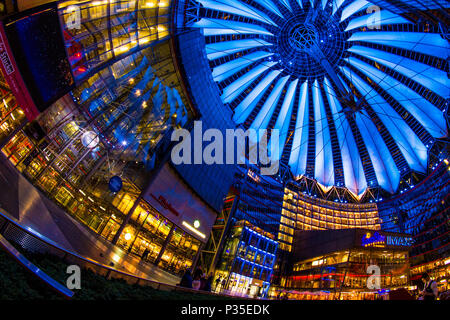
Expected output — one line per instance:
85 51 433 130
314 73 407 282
144 164 217 242
386 235 413 247
361 232 412 248
182 221 206 239
361 232 386 247
0 23 39 121
150 193 180 216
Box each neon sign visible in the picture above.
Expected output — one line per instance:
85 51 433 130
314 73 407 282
361 232 386 247
150 193 180 216
386 236 413 247
361 232 413 247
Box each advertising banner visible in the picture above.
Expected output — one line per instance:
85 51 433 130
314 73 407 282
144 164 217 242
358 229 413 248
0 22 39 121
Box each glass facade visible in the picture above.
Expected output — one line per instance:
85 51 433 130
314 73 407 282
410 257 450 294
0 1 200 276
378 159 450 294
214 221 278 298
0 41 199 274
274 228 411 300
280 187 380 252
0 71 26 143
235 168 284 240
225 167 289 285
287 248 409 291
58 0 171 80
0 0 448 301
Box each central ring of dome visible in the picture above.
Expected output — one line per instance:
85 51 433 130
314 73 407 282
275 9 346 79
185 0 449 200
288 23 317 51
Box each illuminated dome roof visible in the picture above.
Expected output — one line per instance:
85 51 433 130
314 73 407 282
183 0 449 199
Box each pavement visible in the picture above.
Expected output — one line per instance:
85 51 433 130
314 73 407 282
0 154 180 285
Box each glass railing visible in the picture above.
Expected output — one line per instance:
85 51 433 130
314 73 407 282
0 231 74 299
0 210 241 299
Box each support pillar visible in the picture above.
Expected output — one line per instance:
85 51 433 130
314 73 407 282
192 241 205 271
207 187 241 274
154 225 175 266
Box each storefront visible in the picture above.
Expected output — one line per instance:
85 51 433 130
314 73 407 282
269 289 391 300
277 229 412 300
411 257 450 294
213 221 277 298
0 7 198 276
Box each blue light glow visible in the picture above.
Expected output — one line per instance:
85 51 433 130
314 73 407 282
188 0 448 197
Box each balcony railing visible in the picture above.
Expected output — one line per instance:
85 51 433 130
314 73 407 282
0 209 246 299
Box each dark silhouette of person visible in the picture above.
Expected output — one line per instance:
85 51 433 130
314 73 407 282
203 274 213 292
179 268 193 288
215 276 221 291
221 278 227 291
141 249 149 261
200 274 207 291
192 268 203 290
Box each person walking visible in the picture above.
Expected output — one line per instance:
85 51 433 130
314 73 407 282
420 272 438 300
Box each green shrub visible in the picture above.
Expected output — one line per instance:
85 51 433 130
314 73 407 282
0 248 234 300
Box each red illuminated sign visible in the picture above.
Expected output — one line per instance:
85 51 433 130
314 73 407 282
0 22 39 121
150 193 180 217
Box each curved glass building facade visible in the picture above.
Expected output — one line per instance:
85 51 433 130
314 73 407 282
0 0 202 276
0 0 448 301
178 0 448 202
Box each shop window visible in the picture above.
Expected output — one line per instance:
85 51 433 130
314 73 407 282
55 187 74 207
1 132 33 164
87 214 104 233
157 221 171 237
144 213 162 233
113 192 137 214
